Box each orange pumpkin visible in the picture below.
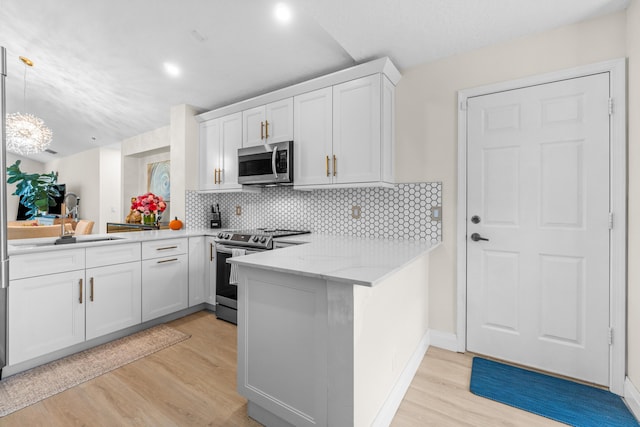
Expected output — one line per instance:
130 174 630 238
169 217 183 230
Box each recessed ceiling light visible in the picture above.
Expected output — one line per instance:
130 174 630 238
274 3 292 24
163 62 181 78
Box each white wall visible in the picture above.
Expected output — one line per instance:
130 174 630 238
98 146 122 233
5 153 45 220
626 0 640 388
395 11 627 335
121 126 170 221
170 104 200 223
46 149 101 232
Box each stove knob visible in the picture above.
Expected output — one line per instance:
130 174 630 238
252 236 260 242
260 237 267 243
224 233 231 239
217 232 224 239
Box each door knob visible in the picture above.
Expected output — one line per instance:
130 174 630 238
470 233 489 242
471 215 481 224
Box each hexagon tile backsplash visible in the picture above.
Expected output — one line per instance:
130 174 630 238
185 182 442 243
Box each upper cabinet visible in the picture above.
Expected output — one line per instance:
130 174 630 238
199 112 243 192
243 98 293 147
294 74 394 188
293 88 333 186
196 57 400 192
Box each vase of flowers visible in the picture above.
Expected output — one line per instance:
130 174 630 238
130 192 167 226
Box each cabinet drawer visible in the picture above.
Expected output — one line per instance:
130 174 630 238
86 243 141 268
141 238 188 260
10 249 85 280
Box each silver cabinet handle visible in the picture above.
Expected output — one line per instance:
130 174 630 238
79 278 83 304
210 243 214 262
156 246 178 251
90 277 95 302
157 258 178 264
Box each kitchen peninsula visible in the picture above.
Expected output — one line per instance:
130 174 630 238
229 234 437 427
6 230 438 427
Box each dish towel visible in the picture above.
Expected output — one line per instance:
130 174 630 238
229 248 247 285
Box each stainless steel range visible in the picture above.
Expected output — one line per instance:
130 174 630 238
213 229 310 324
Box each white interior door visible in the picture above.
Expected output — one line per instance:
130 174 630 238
466 73 611 385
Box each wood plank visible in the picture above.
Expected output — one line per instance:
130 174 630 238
0 312 562 426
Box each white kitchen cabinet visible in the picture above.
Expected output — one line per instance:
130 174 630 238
188 236 207 306
85 262 141 340
293 87 333 186
188 236 216 307
8 270 85 365
85 243 142 340
199 112 243 192
142 254 189 322
243 98 293 147
332 74 382 184
294 74 394 188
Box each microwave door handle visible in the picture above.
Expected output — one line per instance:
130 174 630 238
271 146 278 179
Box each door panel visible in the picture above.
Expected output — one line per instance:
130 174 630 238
466 73 610 385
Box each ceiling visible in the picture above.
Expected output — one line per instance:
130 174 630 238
0 0 629 163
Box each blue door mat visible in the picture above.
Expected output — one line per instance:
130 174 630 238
470 357 639 426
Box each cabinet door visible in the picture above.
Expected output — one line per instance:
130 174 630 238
188 236 206 306
242 106 265 147
219 112 243 190
8 270 85 365
333 74 381 184
265 98 293 144
293 87 333 186
86 262 142 340
199 119 221 191
142 254 189 322
205 237 217 305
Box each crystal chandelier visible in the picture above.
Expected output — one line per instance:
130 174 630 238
6 56 52 156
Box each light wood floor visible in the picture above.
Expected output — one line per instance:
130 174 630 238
0 311 561 426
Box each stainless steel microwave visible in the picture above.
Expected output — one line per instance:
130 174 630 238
237 141 293 185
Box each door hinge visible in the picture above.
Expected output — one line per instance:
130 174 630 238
608 327 614 345
460 100 467 111
608 98 614 116
608 212 614 230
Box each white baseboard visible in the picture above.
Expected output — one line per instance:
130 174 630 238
625 377 640 422
428 329 458 352
371 330 431 427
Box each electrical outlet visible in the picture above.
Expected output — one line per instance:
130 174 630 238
351 205 361 219
431 206 442 222
235 206 242 216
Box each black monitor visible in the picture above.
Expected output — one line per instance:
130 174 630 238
47 184 66 215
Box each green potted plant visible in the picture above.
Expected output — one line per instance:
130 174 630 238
7 160 61 219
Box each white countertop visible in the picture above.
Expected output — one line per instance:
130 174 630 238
8 229 440 287
229 234 439 286
6 228 224 256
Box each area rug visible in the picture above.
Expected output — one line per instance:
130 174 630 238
470 357 639 426
0 324 190 417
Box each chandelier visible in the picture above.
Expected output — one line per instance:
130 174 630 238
6 56 52 156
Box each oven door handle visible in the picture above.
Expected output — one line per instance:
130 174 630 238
216 245 264 255
271 145 278 180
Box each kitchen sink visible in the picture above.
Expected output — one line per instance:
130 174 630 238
10 236 125 248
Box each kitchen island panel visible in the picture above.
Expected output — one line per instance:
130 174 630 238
236 250 432 427
238 268 328 427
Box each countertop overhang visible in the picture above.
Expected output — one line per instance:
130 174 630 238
228 234 439 286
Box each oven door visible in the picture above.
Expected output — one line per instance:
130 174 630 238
215 244 264 310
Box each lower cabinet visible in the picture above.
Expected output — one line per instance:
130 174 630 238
142 254 189 321
8 270 86 365
85 262 142 340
